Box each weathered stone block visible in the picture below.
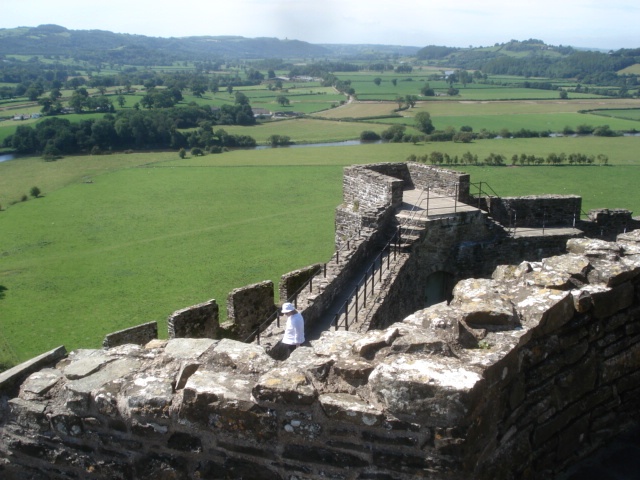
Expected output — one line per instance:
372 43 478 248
591 282 634 319
210 338 276 375
368 355 482 425
164 337 216 360
253 367 317 405
7 398 49 432
319 393 384 426
19 368 62 400
451 278 517 326
181 369 257 423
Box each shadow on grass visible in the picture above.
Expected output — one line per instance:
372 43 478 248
0 285 6 300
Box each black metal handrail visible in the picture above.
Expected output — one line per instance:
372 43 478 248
470 181 501 199
245 228 366 345
331 231 400 332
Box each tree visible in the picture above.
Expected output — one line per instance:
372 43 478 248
276 95 290 106
391 79 397 87
117 95 126 108
380 125 406 142
30 186 41 198
405 95 417 108
178 148 186 159
360 130 381 141
414 111 435 134
26 85 43 101
373 77 382 86
234 92 250 105
559 90 568 99
420 84 435 96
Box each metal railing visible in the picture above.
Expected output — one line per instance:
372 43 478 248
508 208 590 237
245 229 365 345
331 184 472 332
331 232 401 332
469 181 501 212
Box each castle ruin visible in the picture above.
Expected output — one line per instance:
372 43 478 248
1 162 639 479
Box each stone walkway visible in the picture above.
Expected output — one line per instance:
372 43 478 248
400 188 480 219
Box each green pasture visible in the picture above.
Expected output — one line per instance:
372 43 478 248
220 118 402 144
591 109 640 122
1 136 640 363
0 161 339 361
618 64 640 75
354 98 640 133
413 99 640 117
395 111 640 133
315 103 400 120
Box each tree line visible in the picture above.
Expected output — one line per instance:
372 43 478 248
406 151 609 167
3 103 257 158
360 120 630 146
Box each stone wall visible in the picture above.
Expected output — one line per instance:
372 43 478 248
226 281 276 340
102 321 158 348
342 164 404 210
578 208 640 241
2 234 640 479
167 299 220 339
407 162 471 200
486 194 582 228
279 265 321 304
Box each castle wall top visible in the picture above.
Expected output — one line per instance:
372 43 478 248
2 232 640 479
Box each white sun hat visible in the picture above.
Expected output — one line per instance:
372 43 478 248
281 302 296 313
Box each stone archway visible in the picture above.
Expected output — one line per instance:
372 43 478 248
424 270 454 307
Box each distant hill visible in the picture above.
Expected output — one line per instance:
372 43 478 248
0 24 332 64
415 39 640 79
0 25 637 80
0 25 425 64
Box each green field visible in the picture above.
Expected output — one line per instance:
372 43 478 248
591 109 640 122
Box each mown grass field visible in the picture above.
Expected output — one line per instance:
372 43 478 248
2 136 640 364
220 118 403 144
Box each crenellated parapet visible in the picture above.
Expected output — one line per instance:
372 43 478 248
2 232 640 479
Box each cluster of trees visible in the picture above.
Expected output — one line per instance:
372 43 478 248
407 151 610 167
361 120 626 147
476 52 639 93
3 103 257 157
0 57 271 104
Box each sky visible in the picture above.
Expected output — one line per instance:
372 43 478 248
3 0 639 50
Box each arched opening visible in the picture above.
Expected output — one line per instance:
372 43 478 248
424 271 455 307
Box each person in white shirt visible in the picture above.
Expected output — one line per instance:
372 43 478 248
281 302 305 356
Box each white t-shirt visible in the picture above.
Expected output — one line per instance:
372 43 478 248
282 312 305 345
